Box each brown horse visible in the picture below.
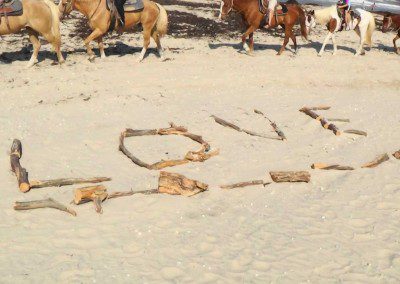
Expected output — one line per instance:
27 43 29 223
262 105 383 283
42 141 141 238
382 14 400 54
218 0 308 55
58 0 168 62
0 0 64 67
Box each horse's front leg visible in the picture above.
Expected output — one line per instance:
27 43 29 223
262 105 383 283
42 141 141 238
355 26 367 56
26 28 41 68
84 28 104 61
331 33 338 55
97 36 106 59
242 25 256 55
249 32 254 52
318 32 332 56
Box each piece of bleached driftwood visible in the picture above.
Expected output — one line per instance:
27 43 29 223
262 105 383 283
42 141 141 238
311 163 355 171
306 106 331 111
14 198 76 216
220 180 270 189
119 123 218 170
158 171 208 196
30 177 111 189
254 109 286 141
269 171 311 183
211 115 281 140
299 107 341 136
10 139 30 192
74 185 108 213
361 153 390 168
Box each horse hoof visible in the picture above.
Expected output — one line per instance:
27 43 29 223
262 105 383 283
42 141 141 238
317 53 322 57
88 56 96 62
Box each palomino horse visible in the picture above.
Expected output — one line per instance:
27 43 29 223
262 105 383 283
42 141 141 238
218 0 308 55
382 14 400 54
58 0 168 62
305 6 375 56
0 0 64 67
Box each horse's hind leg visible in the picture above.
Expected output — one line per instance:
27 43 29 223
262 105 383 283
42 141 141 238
242 25 256 55
331 33 338 55
137 26 152 62
393 34 399 54
318 32 332 56
249 32 254 52
26 28 40 68
289 29 298 54
97 36 106 59
355 26 366 56
152 32 165 61
277 27 291 55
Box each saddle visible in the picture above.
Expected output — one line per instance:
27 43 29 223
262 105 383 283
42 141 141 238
0 0 23 17
106 0 144 13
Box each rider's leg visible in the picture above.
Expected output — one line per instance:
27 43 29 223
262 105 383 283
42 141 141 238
264 0 277 28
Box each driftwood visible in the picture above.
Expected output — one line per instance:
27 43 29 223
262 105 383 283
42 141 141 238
74 185 108 213
220 180 270 189
14 198 76 216
343 130 368 137
211 115 280 140
361 153 390 168
393 150 400 160
299 107 341 136
158 171 208 196
30 177 111 189
327 118 350 123
119 123 218 170
306 106 331 110
270 171 311 183
10 139 30 192
311 163 355 171
254 109 287 141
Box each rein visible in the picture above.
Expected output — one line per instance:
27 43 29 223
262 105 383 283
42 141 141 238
62 0 102 21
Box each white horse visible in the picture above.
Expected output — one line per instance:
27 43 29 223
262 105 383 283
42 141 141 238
305 5 375 56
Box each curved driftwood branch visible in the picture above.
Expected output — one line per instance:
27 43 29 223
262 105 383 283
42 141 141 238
14 198 76 216
211 115 281 140
119 123 218 170
299 107 341 136
361 153 390 168
10 139 30 192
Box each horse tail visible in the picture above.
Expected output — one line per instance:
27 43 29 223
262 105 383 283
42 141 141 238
365 13 375 47
42 0 62 46
154 3 168 37
298 6 308 41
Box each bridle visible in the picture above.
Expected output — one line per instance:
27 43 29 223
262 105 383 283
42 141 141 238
61 0 102 21
220 0 234 18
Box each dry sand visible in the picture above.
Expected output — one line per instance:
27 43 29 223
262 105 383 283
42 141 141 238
0 1 400 282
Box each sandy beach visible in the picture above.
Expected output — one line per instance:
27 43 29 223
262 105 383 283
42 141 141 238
0 0 400 282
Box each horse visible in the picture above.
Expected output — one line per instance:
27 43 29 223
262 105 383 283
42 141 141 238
382 14 400 54
58 0 168 62
305 5 376 56
218 0 308 55
0 0 64 67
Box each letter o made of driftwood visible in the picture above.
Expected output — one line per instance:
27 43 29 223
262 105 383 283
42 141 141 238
119 123 219 170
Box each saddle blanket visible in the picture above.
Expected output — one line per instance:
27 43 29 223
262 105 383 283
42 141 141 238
0 0 23 16
106 0 144 12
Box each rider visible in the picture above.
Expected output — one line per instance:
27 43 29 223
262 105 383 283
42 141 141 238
337 0 351 31
264 0 277 29
114 0 127 27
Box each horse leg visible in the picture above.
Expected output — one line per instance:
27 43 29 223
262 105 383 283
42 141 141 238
26 28 40 68
355 25 367 56
249 32 254 52
331 33 338 55
289 28 298 54
84 28 104 61
242 26 256 55
277 26 291 55
318 32 332 56
393 34 399 54
137 27 151 62
97 36 106 59
152 32 165 61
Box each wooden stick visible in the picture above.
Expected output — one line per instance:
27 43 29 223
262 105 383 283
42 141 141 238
158 171 208 197
30 177 111 189
14 198 76 216
119 123 217 170
393 150 400 160
343 130 368 137
311 163 355 171
299 107 341 136
220 180 270 189
211 115 280 140
254 109 287 141
10 139 30 192
361 153 390 168
74 185 108 214
327 118 350 123
306 106 331 110
269 171 311 183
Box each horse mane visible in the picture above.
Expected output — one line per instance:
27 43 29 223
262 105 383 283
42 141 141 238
314 5 336 25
